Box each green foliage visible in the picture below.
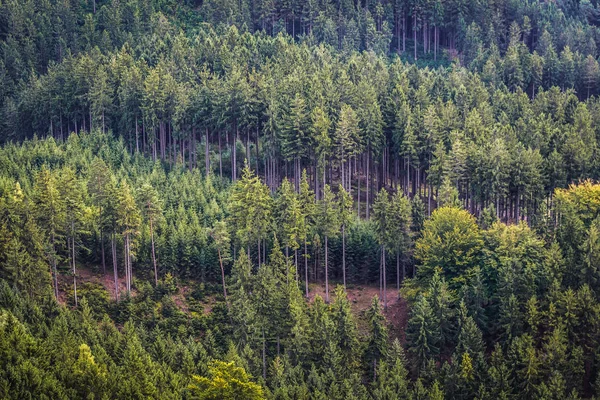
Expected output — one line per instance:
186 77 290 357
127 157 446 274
415 207 482 288
188 360 265 400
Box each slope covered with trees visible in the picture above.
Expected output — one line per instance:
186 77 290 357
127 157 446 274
4 0 600 399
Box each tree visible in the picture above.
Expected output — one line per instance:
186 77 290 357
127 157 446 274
211 220 231 310
338 184 353 289
275 179 303 270
299 170 316 297
583 55 599 98
406 294 439 373
334 104 360 192
415 206 482 288
137 183 163 285
117 179 141 295
87 158 112 275
58 167 88 307
366 296 389 380
316 184 338 303
389 191 412 289
373 188 391 309
33 167 65 300
331 286 359 371
229 162 273 266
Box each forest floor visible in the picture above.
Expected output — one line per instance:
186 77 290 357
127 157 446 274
59 267 409 340
307 282 409 342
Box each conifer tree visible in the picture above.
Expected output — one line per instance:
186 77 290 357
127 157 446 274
58 167 88 307
33 167 65 300
389 190 412 289
316 184 338 303
211 220 231 310
137 182 162 285
298 170 316 297
406 294 439 373
338 184 353 289
117 179 141 295
366 296 389 380
373 188 390 308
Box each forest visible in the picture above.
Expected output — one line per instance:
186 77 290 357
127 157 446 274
4 0 600 399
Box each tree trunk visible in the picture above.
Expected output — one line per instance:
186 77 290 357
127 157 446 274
72 222 78 307
413 11 417 60
112 235 119 301
325 235 329 303
151 218 158 285
342 224 347 289
101 229 106 275
219 133 223 178
305 239 309 297
262 330 267 380
396 252 400 291
218 248 229 311
383 245 387 310
366 148 370 219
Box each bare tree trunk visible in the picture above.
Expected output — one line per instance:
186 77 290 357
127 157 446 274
72 222 78 307
342 224 347 290
366 149 370 219
305 239 309 297
100 229 106 275
151 219 158 285
383 245 387 310
396 252 400 291
413 11 418 60
219 133 223 178
325 235 329 303
262 330 267 380
112 235 119 301
218 248 229 311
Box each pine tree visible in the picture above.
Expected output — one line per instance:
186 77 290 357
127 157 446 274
338 185 353 289
117 179 141 296
406 294 439 373
331 285 359 371
389 190 412 289
299 170 316 297
33 167 66 300
229 162 273 266
58 167 88 307
87 157 112 275
366 296 389 381
211 220 231 310
373 188 390 309
137 182 162 285
317 184 338 303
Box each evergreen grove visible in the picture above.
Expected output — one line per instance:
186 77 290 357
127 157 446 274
6 0 600 399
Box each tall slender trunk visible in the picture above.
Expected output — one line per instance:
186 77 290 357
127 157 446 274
112 234 119 301
366 148 371 219
219 133 223 178
151 218 158 285
325 235 329 303
100 229 106 275
262 330 267 380
403 14 406 53
304 239 309 297
396 252 400 291
72 222 78 307
413 11 417 60
342 224 347 289
51 233 59 300
382 245 387 310
218 248 229 310
205 128 210 175
135 117 139 153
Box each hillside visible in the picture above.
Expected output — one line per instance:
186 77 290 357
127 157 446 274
4 0 600 399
